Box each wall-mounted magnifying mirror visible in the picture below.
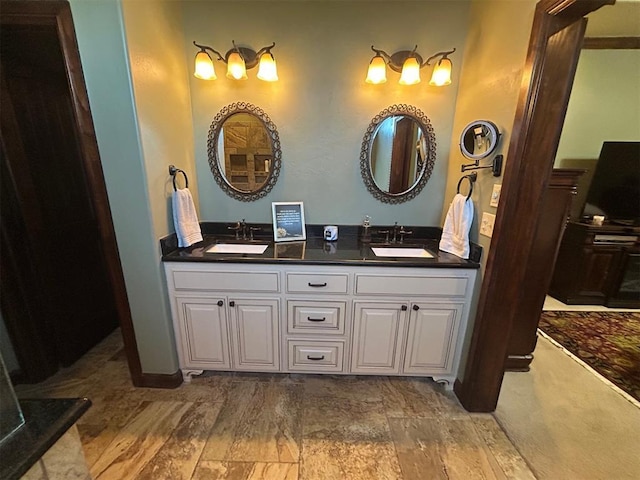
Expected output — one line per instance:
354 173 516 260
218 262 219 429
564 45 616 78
360 104 436 204
460 120 500 160
207 102 281 201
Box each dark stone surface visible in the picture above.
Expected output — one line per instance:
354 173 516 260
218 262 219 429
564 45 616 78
0 398 91 480
161 223 481 268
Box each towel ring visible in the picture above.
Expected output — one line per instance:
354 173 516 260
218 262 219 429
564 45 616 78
456 172 477 200
169 165 189 191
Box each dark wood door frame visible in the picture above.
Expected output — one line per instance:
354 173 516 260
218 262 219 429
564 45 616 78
454 0 615 412
0 1 181 389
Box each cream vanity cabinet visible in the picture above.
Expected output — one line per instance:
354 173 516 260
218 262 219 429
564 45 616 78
165 265 281 380
351 271 469 382
164 262 476 385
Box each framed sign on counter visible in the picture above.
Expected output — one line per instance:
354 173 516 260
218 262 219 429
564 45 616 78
272 201 306 242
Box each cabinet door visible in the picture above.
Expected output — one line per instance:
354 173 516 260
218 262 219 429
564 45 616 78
351 302 407 374
577 246 623 301
403 303 461 374
229 298 280 371
177 298 231 369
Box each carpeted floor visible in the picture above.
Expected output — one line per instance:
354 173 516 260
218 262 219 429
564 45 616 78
538 311 640 401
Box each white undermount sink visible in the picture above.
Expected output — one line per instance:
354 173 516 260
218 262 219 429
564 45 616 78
371 247 434 258
206 244 269 254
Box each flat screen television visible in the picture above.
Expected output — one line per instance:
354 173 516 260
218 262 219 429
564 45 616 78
582 141 640 226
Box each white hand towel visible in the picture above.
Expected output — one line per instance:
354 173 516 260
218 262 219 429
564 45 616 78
439 193 474 259
172 188 203 248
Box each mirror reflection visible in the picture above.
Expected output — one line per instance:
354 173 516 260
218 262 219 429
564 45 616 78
218 113 272 192
460 120 500 160
207 102 281 202
370 116 426 194
360 104 436 204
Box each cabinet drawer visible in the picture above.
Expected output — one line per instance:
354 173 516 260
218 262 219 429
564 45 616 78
287 340 344 372
286 273 348 294
287 300 346 335
355 274 468 297
172 270 279 292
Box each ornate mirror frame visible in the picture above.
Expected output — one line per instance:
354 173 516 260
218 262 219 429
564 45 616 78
359 104 436 204
207 102 282 202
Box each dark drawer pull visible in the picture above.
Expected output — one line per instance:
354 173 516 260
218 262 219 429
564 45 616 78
307 355 325 361
308 282 328 287
307 317 326 322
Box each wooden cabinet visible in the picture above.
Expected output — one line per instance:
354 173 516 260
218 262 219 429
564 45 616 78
164 263 477 385
549 222 640 308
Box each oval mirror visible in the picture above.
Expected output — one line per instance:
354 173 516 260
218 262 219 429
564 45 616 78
207 102 281 201
360 104 436 204
459 120 500 160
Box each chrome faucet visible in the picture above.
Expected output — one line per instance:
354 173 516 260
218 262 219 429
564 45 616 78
391 222 400 243
398 225 413 244
249 226 261 241
228 219 249 240
228 220 242 239
240 219 247 240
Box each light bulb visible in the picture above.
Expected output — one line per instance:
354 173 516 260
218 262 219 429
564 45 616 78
365 55 387 84
257 53 278 82
429 57 452 86
226 51 248 80
194 51 216 80
399 56 421 85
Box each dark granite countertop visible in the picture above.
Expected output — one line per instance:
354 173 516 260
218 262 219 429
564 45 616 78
0 398 91 480
161 223 481 269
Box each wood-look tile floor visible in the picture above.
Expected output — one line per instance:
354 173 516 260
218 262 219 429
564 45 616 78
14 331 536 480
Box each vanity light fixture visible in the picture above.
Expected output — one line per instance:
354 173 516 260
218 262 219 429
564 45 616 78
365 45 456 86
193 40 278 82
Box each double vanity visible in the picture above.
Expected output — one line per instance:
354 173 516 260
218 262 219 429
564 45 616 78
161 101 491 386
162 225 480 386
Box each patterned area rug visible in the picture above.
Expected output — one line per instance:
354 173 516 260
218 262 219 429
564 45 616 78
538 311 640 401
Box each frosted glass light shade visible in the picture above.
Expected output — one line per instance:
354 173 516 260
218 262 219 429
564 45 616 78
429 57 452 86
399 57 421 85
226 51 248 80
194 51 216 80
365 55 387 84
257 53 278 82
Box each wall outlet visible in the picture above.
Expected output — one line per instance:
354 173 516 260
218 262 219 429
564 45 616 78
480 212 496 238
490 184 502 207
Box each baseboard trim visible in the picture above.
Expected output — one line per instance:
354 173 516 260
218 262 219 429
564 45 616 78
134 370 183 389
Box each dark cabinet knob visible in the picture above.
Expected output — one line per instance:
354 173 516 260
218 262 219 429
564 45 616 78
401 305 408 311
229 300 235 307
217 300 224 307
413 304 420 311
307 355 325 361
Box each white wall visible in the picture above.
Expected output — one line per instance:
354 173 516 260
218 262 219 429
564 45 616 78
183 1 471 226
